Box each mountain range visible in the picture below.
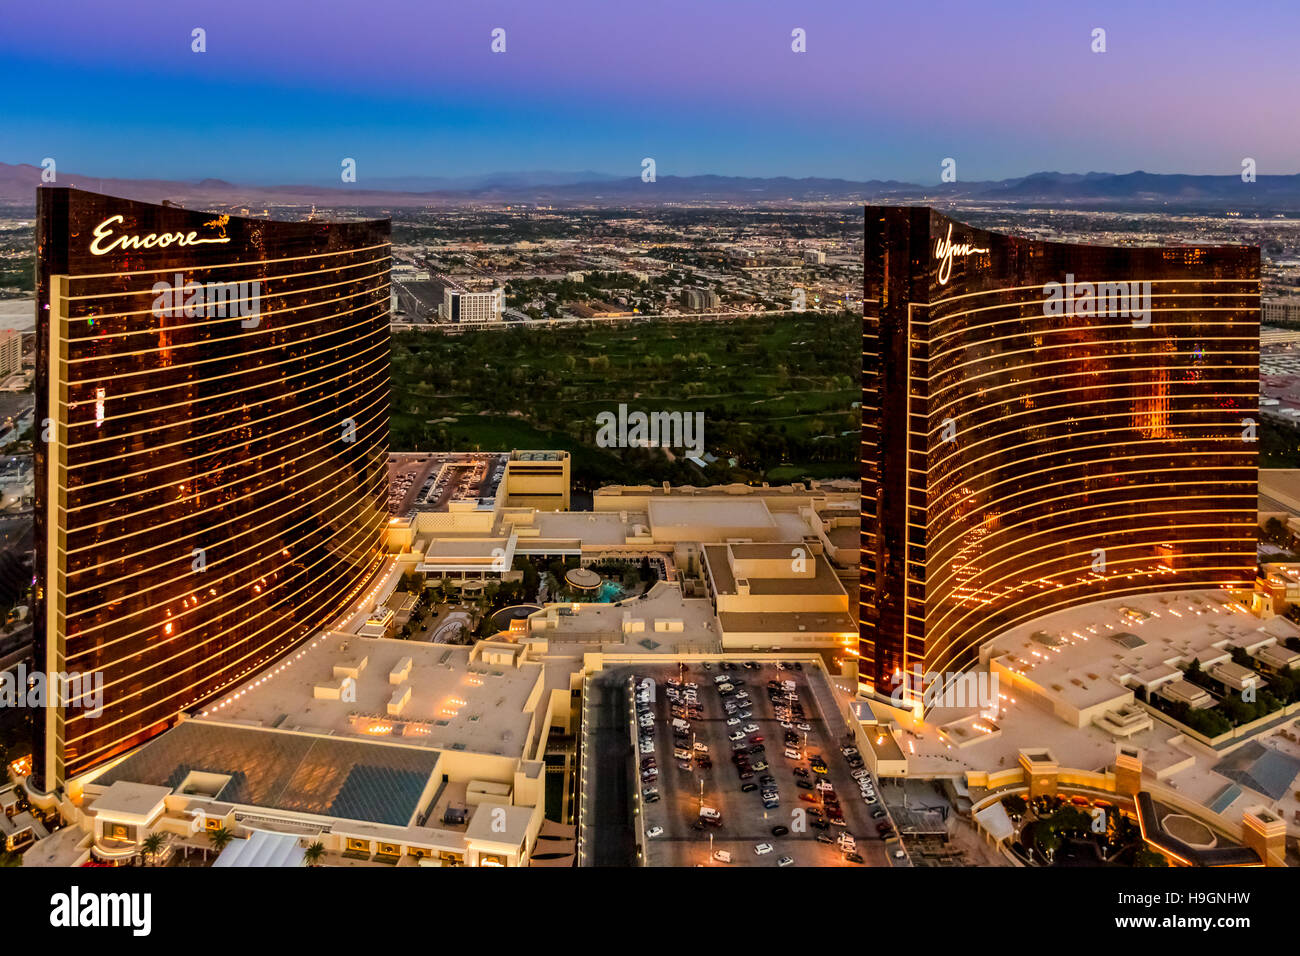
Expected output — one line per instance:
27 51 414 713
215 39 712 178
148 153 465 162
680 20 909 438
2 162 1298 210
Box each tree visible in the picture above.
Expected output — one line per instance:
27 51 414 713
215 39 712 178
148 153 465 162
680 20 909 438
208 826 233 855
1035 827 1061 864
304 841 325 867
1134 848 1168 867
1047 806 1091 838
141 832 165 867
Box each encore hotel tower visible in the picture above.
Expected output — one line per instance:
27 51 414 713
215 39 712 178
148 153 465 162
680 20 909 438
860 207 1259 703
33 188 390 792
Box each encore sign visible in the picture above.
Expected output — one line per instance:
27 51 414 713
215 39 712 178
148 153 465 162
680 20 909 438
88 215 232 256
933 223 989 286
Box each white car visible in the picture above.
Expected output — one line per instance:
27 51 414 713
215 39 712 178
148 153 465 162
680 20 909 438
777 855 795 867
863 795 877 805
851 769 870 781
754 843 774 856
730 731 746 741
742 723 759 734
727 717 740 726
893 849 906 860
795 723 811 732
646 826 664 838
784 748 802 760
779 721 794 730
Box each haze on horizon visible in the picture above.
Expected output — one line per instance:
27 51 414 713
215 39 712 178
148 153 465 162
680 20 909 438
1 0 1295 185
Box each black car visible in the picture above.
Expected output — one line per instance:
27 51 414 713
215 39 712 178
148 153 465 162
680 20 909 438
844 851 863 864
809 817 829 830
871 808 887 819
741 782 758 793
796 779 813 790
793 767 810 778
816 832 836 845
748 744 765 755
771 825 789 837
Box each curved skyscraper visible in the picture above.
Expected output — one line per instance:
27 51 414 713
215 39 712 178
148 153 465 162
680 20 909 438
860 207 1259 703
33 188 390 790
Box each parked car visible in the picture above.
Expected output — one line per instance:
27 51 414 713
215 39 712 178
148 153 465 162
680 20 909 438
646 826 664 839
754 843 774 856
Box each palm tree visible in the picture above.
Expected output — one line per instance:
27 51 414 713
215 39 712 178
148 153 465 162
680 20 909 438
141 832 165 867
303 841 325 867
207 826 233 855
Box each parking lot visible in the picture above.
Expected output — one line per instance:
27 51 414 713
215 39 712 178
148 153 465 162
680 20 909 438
631 659 895 867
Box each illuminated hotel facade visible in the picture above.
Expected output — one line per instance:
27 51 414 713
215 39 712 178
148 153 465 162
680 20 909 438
859 207 1259 702
33 188 391 791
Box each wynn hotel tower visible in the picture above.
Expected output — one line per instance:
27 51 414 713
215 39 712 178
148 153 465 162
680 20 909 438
32 188 391 791
859 207 1259 704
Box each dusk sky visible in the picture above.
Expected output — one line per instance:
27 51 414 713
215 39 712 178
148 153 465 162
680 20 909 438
1 0 1295 184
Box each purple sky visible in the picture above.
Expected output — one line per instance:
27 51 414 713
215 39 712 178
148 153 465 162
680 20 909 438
1 0 1295 183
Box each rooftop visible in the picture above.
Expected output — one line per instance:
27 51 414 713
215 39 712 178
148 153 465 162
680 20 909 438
92 721 443 827
195 633 543 759
89 781 171 821
985 589 1283 712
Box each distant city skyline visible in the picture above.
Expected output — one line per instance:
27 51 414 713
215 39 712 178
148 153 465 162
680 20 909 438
2 0 1296 184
